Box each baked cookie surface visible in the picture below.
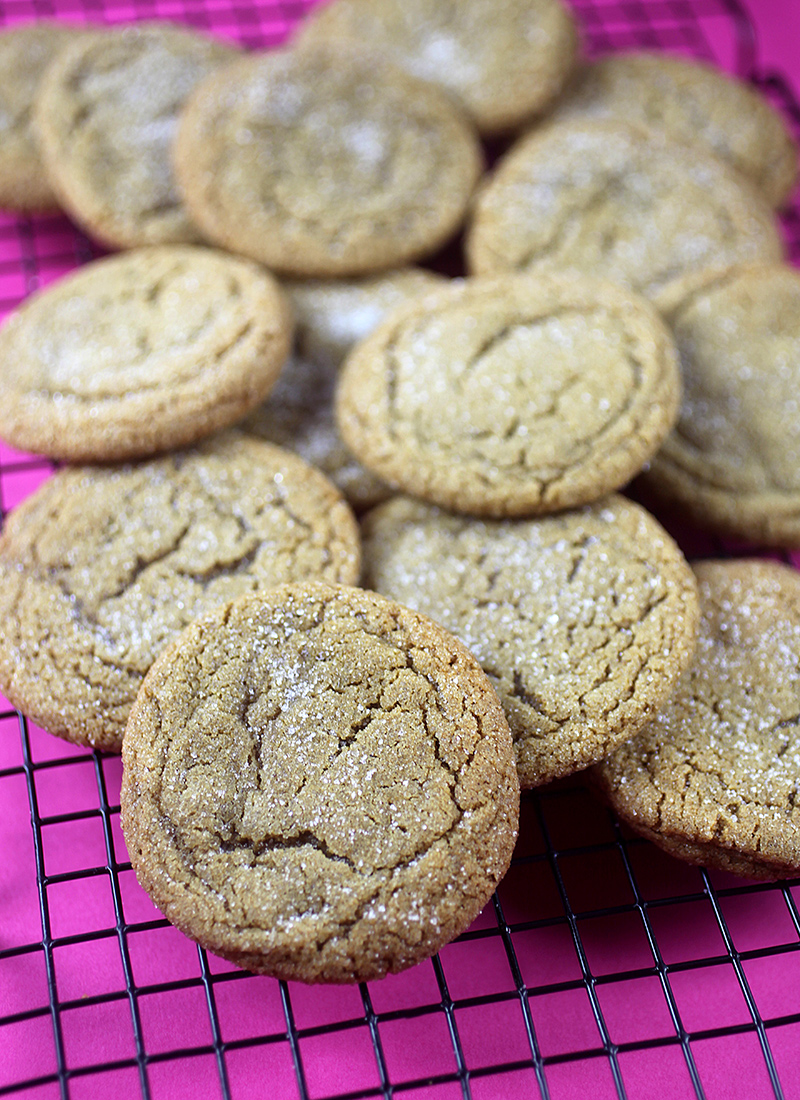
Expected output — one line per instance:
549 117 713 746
0 21 84 211
0 245 292 462
336 274 680 516
0 434 360 752
643 264 800 547
34 22 237 247
594 560 800 880
552 52 798 208
466 118 783 298
174 46 483 276
121 581 519 982
295 0 578 135
361 494 699 787
245 269 445 511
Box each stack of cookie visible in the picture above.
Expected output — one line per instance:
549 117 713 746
0 0 799 982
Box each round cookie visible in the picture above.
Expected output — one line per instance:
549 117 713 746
594 560 800 880
294 0 578 136
244 268 446 511
174 45 483 277
34 22 238 248
0 245 293 462
362 494 699 787
466 118 783 299
642 264 800 547
121 581 520 982
0 21 85 211
0 433 361 753
336 274 680 517
550 53 798 209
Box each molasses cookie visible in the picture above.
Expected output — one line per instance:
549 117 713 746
121 581 519 981
244 268 445 511
34 22 238 247
295 0 578 136
174 45 483 276
551 53 798 208
466 118 783 298
0 21 84 211
0 245 292 462
336 274 680 517
0 434 360 752
643 264 800 547
594 560 800 880
362 494 699 786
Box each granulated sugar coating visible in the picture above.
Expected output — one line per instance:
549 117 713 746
34 22 238 248
336 273 680 517
594 560 800 880
362 494 699 786
0 433 360 752
121 582 519 983
174 45 483 276
644 264 800 547
466 118 783 298
294 0 578 136
0 246 293 462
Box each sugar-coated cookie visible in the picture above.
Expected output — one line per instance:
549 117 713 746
336 274 680 516
594 560 800 880
362 494 699 786
0 246 292 462
174 45 483 276
121 581 519 981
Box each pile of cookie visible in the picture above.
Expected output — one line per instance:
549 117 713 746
1 0 799 984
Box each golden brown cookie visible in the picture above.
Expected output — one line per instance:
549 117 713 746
551 52 798 209
644 264 800 547
0 246 292 462
174 45 483 277
594 560 800 880
121 581 519 981
361 494 699 787
0 434 361 752
244 269 445 511
0 21 85 211
34 22 238 247
294 0 578 136
336 274 680 517
466 118 783 298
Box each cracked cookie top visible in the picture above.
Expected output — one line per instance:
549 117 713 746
294 0 578 136
336 274 681 517
0 433 360 752
551 53 798 209
173 45 483 277
594 560 800 880
34 22 238 248
643 264 800 547
121 581 519 982
466 118 783 298
0 21 86 211
361 494 699 786
0 245 293 462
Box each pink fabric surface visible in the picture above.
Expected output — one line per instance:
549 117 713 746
1 2 800 1099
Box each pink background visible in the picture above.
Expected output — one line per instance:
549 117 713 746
2 1 800 1098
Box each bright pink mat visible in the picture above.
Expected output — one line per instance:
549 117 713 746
2 1 800 1098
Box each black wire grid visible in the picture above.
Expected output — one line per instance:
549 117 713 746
2 1 800 1098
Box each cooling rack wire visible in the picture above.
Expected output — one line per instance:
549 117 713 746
1 0 800 1097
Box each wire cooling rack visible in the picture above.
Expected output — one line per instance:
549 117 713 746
2 1 800 1098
